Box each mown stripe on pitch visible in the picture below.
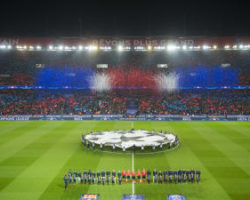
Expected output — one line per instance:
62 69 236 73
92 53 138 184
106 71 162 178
184 122 249 200
0 122 83 200
193 122 250 176
134 121 231 200
220 121 250 139
0 121 48 145
38 121 104 200
0 121 34 136
167 122 232 200
0 122 72 192
86 121 132 197
0 122 58 163
226 121 250 130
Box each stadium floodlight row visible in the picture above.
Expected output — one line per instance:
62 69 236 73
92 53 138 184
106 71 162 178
1 44 250 52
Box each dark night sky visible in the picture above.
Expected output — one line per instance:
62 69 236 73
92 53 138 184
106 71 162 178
0 1 250 37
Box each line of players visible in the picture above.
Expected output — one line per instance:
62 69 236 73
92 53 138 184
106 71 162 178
64 169 201 188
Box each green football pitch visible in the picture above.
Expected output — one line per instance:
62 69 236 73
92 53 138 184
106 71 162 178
0 121 249 200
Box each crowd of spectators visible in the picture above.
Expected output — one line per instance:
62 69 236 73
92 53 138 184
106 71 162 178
0 74 33 86
0 90 127 115
0 89 249 116
137 89 249 115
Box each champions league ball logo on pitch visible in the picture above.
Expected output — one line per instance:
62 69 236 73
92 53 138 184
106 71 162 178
83 130 179 152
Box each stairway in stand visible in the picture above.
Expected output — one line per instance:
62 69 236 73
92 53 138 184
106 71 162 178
126 98 138 115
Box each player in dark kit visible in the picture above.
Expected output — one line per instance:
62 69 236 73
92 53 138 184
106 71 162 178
112 175 115 184
132 171 136 183
102 176 105 185
68 170 72 177
118 175 122 184
153 174 157 183
88 174 92 184
97 171 100 179
191 169 195 183
137 170 141 183
158 171 163 184
147 174 151 184
118 171 122 180
84 174 87 184
69 174 72 183
126 170 130 183
168 170 173 183
187 171 191 182
183 170 187 183
101 170 105 178
64 175 69 190
107 175 110 184
80 174 83 184
97 175 101 184
163 171 167 183
174 171 178 184
92 172 95 184
106 170 111 178
142 169 146 182
196 171 201 183
178 170 182 183
153 169 157 183
122 170 126 182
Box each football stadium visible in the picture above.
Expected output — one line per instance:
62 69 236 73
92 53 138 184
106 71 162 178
0 36 249 200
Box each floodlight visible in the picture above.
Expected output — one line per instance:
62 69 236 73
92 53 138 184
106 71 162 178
167 45 177 51
147 45 152 50
88 45 98 51
182 45 187 50
36 45 41 50
224 45 230 49
58 45 64 50
118 45 123 51
78 45 83 50
202 45 210 50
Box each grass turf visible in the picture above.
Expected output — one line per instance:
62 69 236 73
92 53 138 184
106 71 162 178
0 121 249 200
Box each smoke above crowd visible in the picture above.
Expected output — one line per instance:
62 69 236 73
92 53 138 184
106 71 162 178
154 72 179 92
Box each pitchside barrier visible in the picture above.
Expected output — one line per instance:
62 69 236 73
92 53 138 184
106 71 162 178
0 115 250 121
